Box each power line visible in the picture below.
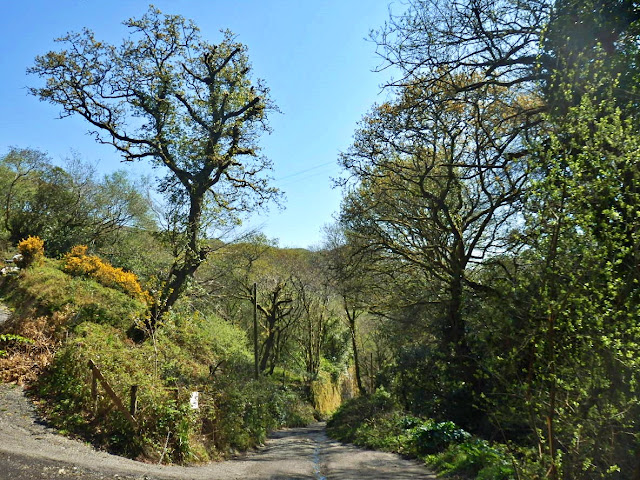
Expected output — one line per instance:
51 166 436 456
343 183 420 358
274 160 336 182
276 170 338 188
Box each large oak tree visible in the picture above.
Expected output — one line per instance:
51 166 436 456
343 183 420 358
29 7 278 327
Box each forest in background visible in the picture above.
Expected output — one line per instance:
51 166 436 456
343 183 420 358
1 1 640 479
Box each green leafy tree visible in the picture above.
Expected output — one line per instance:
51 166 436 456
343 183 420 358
542 0 640 114
360 2 640 476
518 71 640 479
29 7 278 327
0 148 152 256
0 148 48 247
337 78 530 426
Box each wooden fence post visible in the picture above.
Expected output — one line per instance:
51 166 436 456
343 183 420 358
90 362 98 413
130 385 138 417
253 282 259 380
88 359 139 429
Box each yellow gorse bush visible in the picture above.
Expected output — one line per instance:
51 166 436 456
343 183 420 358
17 236 45 267
63 245 151 304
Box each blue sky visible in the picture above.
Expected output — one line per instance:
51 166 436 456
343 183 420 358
1 1 399 249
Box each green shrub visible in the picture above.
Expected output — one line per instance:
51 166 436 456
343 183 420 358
328 393 517 480
327 388 399 442
426 439 516 480
37 322 199 461
4 260 148 331
410 420 471 455
210 375 315 452
280 393 317 427
36 346 93 435
159 307 251 375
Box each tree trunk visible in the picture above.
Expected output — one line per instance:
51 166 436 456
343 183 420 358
446 271 466 356
260 314 277 373
346 306 364 394
148 192 207 330
443 263 482 429
445 264 473 381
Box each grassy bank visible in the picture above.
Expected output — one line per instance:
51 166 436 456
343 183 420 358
0 259 316 463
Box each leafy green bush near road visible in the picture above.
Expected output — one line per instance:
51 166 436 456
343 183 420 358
326 388 399 442
327 391 518 480
425 439 517 480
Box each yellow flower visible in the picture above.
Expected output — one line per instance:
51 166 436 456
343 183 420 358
63 245 150 304
17 236 45 267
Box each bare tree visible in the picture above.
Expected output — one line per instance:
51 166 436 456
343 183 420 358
375 0 550 94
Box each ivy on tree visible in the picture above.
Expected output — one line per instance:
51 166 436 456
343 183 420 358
29 7 279 327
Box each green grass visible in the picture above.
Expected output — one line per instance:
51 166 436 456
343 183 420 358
2 259 148 331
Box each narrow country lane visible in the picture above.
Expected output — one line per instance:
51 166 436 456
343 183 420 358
0 384 437 480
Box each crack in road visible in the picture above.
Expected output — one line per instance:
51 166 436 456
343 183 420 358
312 442 325 480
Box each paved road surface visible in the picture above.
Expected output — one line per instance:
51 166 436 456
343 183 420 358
0 384 437 479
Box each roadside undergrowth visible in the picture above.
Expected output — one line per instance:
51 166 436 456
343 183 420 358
0 249 316 464
327 390 544 479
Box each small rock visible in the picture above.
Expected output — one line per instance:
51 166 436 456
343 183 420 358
0 265 19 275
